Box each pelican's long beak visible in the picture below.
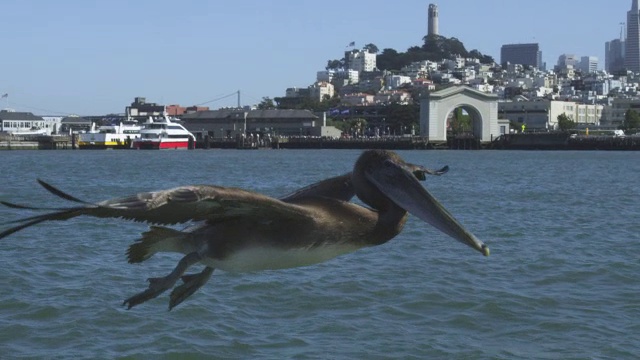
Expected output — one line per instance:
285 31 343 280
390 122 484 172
366 159 489 256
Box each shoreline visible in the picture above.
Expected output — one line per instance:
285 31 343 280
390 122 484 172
2 133 640 151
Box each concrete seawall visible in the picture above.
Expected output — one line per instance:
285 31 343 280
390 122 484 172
491 133 640 150
3 133 640 151
272 137 431 150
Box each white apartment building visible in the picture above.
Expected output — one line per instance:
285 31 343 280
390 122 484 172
346 50 376 73
309 81 335 102
430 72 462 84
556 65 577 79
470 83 495 93
317 69 359 86
317 70 334 83
443 57 466 70
506 63 525 74
412 78 436 90
529 87 554 98
533 73 558 88
385 75 412 89
498 100 603 130
456 67 476 83
373 91 412 105
506 77 535 89
341 93 374 106
475 64 494 79
401 60 438 79
338 69 359 84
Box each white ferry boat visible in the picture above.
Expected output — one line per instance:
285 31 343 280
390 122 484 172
78 121 141 149
10 127 49 136
132 113 195 150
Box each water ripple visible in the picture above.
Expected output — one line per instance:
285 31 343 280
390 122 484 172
1 150 640 358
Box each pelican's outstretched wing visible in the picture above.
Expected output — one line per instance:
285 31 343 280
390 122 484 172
0 180 312 240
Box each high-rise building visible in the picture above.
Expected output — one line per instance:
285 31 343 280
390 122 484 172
500 43 543 69
428 4 439 36
580 56 599 73
606 39 626 73
625 0 640 72
557 54 579 68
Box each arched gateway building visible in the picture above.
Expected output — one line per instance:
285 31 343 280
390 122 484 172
419 86 502 143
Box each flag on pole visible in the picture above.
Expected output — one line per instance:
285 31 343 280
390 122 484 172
347 41 355 47
1 93 7 98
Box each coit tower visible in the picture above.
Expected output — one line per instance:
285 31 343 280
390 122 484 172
428 4 439 36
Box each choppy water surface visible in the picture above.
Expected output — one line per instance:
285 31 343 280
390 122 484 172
0 149 638 359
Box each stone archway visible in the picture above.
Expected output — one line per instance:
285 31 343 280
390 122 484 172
419 86 500 143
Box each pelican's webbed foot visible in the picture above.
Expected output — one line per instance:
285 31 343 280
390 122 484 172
168 266 214 310
123 252 202 310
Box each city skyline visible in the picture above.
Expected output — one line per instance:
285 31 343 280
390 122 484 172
0 0 631 115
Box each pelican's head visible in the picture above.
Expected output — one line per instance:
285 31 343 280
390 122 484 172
353 150 489 256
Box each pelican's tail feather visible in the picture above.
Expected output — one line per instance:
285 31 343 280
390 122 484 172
127 226 187 264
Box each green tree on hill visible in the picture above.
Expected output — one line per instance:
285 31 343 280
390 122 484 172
557 113 576 131
620 109 640 133
376 48 402 71
257 97 276 110
372 35 495 72
364 43 379 54
422 34 468 61
326 59 343 70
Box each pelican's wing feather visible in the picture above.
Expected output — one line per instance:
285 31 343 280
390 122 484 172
1 181 312 240
96 185 311 224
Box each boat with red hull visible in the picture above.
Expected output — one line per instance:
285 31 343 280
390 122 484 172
132 113 195 150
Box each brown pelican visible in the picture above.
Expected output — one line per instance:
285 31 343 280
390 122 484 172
0 150 489 310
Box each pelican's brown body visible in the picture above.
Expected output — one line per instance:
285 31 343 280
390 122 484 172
1 150 488 310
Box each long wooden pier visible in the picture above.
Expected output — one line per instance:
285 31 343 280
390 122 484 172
0 134 72 150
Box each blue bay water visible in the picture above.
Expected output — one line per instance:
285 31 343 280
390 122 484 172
0 149 639 359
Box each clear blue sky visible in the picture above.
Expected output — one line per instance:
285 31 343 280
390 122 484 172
0 0 630 115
